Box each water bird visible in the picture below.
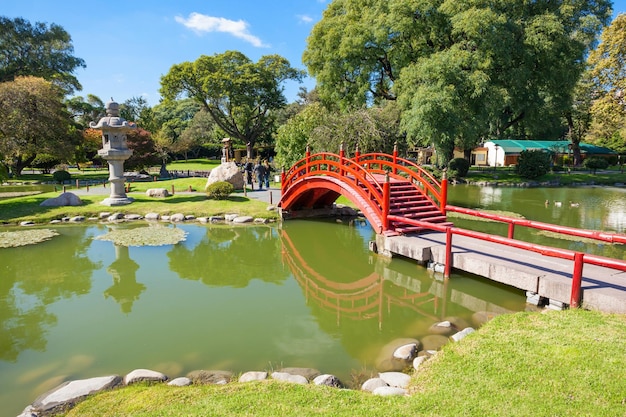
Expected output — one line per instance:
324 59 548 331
554 201 562 207
570 201 580 208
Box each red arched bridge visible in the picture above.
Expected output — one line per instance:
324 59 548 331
278 146 626 311
279 145 449 235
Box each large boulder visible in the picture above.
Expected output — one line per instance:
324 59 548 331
205 162 244 190
40 192 82 207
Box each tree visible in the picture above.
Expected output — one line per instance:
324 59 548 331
304 0 611 165
178 109 221 159
0 16 85 94
65 94 105 128
585 13 626 153
160 51 305 158
124 128 159 171
0 76 80 176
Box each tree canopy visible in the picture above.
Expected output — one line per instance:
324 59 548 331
304 0 611 164
0 76 80 176
0 16 85 94
585 13 626 153
160 50 304 157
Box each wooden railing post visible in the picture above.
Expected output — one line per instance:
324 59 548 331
382 173 390 232
445 227 452 278
339 142 345 177
392 142 398 175
305 145 311 174
570 252 584 308
281 167 286 193
354 144 360 164
508 223 515 239
441 169 448 215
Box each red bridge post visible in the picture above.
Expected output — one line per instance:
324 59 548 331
354 144 360 164
445 227 452 278
382 173 390 232
281 167 286 194
570 252 584 308
392 142 398 175
339 142 345 177
441 170 448 215
306 145 311 174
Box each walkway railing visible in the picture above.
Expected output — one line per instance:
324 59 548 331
387 210 626 309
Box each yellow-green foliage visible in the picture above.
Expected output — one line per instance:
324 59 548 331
206 181 234 200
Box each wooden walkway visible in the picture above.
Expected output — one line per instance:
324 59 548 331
374 232 626 314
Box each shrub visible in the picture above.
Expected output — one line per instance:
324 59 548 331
583 157 609 174
206 181 234 200
52 169 71 184
515 150 551 179
448 157 470 178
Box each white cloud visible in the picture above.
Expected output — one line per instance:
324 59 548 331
175 12 268 47
297 14 314 24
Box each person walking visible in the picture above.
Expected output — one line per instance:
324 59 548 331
253 160 265 190
263 160 272 189
244 159 253 186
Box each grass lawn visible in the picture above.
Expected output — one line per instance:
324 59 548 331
61 309 626 417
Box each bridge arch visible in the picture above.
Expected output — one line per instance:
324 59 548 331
278 148 450 235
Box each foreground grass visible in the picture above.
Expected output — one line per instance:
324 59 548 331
62 310 626 417
0 178 278 224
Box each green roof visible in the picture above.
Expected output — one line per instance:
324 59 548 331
488 140 617 155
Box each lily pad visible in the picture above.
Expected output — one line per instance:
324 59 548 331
94 225 187 247
0 229 59 248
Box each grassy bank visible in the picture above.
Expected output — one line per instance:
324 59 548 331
60 309 626 417
0 178 278 224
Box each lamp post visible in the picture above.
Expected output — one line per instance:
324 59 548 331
568 143 573 173
90 99 135 206
493 144 500 171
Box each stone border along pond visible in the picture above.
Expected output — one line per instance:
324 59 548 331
17 322 479 417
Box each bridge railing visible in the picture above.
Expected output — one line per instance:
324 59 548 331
355 152 446 213
387 211 626 309
282 151 388 217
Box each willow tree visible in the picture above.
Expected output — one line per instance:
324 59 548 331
304 0 611 165
160 51 304 158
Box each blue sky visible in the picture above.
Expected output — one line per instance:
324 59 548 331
2 0 626 107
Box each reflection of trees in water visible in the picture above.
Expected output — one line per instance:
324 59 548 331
168 226 289 287
0 226 99 361
104 245 145 314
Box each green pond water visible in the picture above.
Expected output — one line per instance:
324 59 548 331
1 184 624 415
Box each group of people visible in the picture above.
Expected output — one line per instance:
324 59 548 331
242 159 273 190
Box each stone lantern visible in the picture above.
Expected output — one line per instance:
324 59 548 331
90 99 135 206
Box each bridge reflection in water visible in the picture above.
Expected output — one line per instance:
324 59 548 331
280 221 524 334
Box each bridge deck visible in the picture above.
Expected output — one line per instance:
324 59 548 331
375 232 626 314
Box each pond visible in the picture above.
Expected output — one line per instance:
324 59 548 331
1 184 624 415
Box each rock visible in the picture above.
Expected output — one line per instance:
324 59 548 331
146 188 170 198
378 372 411 389
69 216 85 222
361 378 389 392
161 215 170 221
30 375 122 415
266 205 276 211
450 327 476 342
428 320 456 336
312 374 343 388
169 213 185 222
421 334 449 351
393 343 418 361
49 220 62 224
210 216 224 223
472 311 499 327
224 214 238 222
167 377 192 387
196 217 209 223
232 216 253 223
99 212 111 219
270 372 308 385
20 221 35 226
238 371 268 383
205 162 244 190
413 356 427 371
278 367 321 381
40 192 82 207
186 370 233 385
184 215 195 221
145 213 160 221
124 214 143 220
373 386 408 396
254 218 269 223
107 213 124 221
124 369 167 385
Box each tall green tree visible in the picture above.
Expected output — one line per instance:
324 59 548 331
585 13 626 153
304 0 611 165
160 50 304 158
65 94 105 128
0 76 79 176
0 16 85 94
